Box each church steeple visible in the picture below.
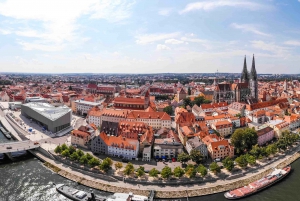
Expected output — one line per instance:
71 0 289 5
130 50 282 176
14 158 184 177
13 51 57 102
241 55 249 83
250 54 257 81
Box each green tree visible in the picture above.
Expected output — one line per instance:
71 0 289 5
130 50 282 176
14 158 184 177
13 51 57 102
231 128 258 154
99 157 113 172
114 162 123 171
183 97 192 108
177 152 190 164
197 164 207 177
249 144 261 158
76 149 84 157
163 106 173 115
189 149 204 164
54 145 62 154
136 166 145 177
192 96 205 107
70 152 79 161
185 166 196 178
85 153 93 160
88 157 101 167
266 144 277 156
161 166 172 179
244 128 258 150
68 145 76 154
61 143 68 151
149 168 160 177
173 166 185 178
231 129 245 154
203 99 211 104
235 155 248 168
222 157 234 172
209 162 221 174
79 155 89 165
246 154 256 166
124 163 135 176
61 149 70 158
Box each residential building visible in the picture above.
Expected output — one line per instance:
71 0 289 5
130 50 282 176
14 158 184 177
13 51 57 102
268 120 290 138
211 120 233 137
126 111 171 129
153 138 183 160
203 134 234 160
71 124 97 148
91 132 139 160
256 126 274 146
186 137 208 158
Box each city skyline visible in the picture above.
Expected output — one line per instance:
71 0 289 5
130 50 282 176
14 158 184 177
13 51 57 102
0 0 300 74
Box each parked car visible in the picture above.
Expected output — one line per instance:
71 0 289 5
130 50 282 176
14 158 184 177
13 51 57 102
6 146 12 149
122 159 129 163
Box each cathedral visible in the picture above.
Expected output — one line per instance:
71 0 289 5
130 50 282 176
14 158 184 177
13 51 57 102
213 55 258 104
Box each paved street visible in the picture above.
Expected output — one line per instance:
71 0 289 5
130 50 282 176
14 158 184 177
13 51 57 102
0 140 39 153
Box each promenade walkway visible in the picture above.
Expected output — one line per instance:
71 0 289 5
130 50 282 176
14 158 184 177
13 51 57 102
35 146 300 198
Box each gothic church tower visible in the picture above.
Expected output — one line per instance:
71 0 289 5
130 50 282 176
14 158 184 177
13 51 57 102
241 56 249 83
250 54 258 101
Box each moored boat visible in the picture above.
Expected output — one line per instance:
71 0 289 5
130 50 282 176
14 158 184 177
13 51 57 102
11 150 27 158
54 183 149 201
224 165 291 200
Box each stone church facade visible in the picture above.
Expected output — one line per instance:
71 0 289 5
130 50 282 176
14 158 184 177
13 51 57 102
213 55 258 104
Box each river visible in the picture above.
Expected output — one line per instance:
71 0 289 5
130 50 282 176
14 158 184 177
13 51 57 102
0 155 299 201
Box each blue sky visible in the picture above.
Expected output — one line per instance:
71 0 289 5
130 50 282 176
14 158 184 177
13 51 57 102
0 0 300 74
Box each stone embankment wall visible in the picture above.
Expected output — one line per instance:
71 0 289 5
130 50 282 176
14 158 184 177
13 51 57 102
44 151 300 199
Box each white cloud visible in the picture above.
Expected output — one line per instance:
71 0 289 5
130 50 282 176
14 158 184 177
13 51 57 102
181 37 207 43
165 39 184 45
180 0 268 14
135 32 180 45
158 8 173 16
231 23 271 37
0 29 11 35
251 40 290 57
0 0 134 51
156 44 171 50
284 40 300 46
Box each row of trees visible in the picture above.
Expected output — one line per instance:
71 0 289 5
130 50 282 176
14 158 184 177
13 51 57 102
223 131 299 170
54 144 113 172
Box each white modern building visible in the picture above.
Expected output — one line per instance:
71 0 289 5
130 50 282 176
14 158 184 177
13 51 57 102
74 100 101 116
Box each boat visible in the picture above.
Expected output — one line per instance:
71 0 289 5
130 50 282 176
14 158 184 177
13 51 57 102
4 133 12 140
54 183 149 201
224 165 291 200
54 183 106 201
0 153 5 160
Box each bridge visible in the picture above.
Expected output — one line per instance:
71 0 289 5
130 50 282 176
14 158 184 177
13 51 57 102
0 140 40 154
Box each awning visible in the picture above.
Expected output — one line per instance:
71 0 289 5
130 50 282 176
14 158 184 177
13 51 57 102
155 155 159 159
162 156 166 159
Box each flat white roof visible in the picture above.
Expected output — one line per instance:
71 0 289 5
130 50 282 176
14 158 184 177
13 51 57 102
23 102 71 121
74 100 101 106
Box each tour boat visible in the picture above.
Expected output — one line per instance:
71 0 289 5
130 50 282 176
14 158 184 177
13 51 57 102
224 165 291 199
54 183 149 201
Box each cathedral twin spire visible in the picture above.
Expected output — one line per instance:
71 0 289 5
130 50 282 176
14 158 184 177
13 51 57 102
241 54 257 82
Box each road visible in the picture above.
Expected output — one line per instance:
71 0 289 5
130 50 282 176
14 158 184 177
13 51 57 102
0 140 40 153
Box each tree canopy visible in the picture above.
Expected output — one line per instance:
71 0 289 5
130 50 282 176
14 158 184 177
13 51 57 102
163 106 173 115
189 149 204 164
222 157 234 171
209 162 221 174
161 166 172 179
197 164 207 177
173 166 185 178
177 152 190 164
149 168 160 177
124 163 135 176
231 128 258 154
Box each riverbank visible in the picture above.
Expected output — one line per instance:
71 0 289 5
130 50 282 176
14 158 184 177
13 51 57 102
39 149 300 199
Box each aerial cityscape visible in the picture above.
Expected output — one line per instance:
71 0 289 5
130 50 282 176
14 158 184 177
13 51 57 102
0 0 300 201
